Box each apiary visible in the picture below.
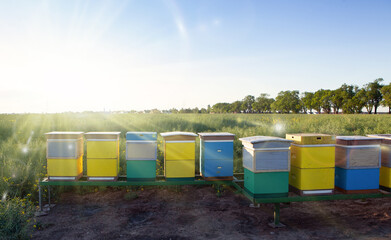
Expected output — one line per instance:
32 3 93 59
199 132 235 181
85 132 120 181
335 136 381 193
240 136 292 198
161 132 197 180
45 132 84 181
126 132 157 181
286 133 335 195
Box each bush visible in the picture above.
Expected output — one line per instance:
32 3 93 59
0 197 35 240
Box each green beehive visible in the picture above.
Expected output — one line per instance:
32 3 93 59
244 168 289 198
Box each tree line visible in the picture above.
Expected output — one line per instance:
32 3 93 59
210 78 391 114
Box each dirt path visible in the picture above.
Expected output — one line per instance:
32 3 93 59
32 186 391 240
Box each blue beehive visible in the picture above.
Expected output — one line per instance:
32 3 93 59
199 132 235 180
335 167 380 191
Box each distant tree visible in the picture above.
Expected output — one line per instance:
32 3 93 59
271 91 301 113
241 95 255 113
230 101 243 113
381 83 391 113
331 87 345 114
340 84 357 114
312 89 324 113
252 94 274 113
212 103 231 113
301 92 314 113
207 105 211 113
352 88 367 113
320 90 333 114
170 108 179 114
150 109 161 114
200 108 208 114
363 78 384 114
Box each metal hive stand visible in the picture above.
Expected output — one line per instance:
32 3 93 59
38 174 391 227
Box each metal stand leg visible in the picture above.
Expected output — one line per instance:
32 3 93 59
268 203 285 228
39 184 42 212
48 186 51 206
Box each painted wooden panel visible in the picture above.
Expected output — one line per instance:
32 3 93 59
47 139 83 158
286 133 336 145
335 145 381 169
239 136 292 149
290 145 335 168
126 142 157 160
254 150 290 171
242 147 254 170
165 159 195 178
47 156 83 177
244 168 289 196
289 166 334 190
87 158 118 177
202 141 234 160
87 141 119 159
202 159 233 177
165 142 195 160
126 160 156 180
335 167 379 191
126 132 157 141
381 145 391 167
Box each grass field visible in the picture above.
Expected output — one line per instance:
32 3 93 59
1 113 391 200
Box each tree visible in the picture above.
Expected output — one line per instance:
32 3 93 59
320 90 333 114
271 91 301 113
331 87 345 114
381 83 391 113
230 101 243 113
301 92 315 113
364 78 384 114
241 95 255 113
312 89 324 113
212 103 231 113
339 84 357 114
252 94 275 113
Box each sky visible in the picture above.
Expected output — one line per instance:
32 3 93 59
0 0 390 113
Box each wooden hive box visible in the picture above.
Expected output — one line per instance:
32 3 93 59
85 132 120 181
335 136 381 169
239 136 292 172
286 133 336 168
244 168 289 198
199 132 235 181
126 132 157 181
335 167 379 193
45 132 84 181
367 134 391 167
161 132 197 180
289 166 335 195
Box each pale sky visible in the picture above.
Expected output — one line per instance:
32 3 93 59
0 0 390 113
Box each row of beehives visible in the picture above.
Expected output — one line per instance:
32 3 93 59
45 131 236 181
241 134 391 197
44 131 391 196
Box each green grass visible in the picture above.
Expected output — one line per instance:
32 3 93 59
1 113 391 200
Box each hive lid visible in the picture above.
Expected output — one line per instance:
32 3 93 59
198 132 235 140
126 132 157 135
160 132 197 137
337 136 382 145
239 136 293 144
286 133 335 145
45 132 84 139
85 132 121 139
367 134 391 144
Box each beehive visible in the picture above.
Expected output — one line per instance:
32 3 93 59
380 166 391 191
85 132 120 181
334 136 381 193
199 132 235 180
240 136 292 197
161 132 197 180
287 134 336 169
367 134 391 167
45 132 84 181
240 136 292 172
126 132 157 181
286 133 335 195
335 136 381 169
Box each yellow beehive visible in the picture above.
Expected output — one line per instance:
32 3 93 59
161 132 197 180
289 166 335 191
85 132 120 181
380 166 391 189
287 134 335 168
45 132 84 181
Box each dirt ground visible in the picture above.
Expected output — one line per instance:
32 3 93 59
32 185 391 240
